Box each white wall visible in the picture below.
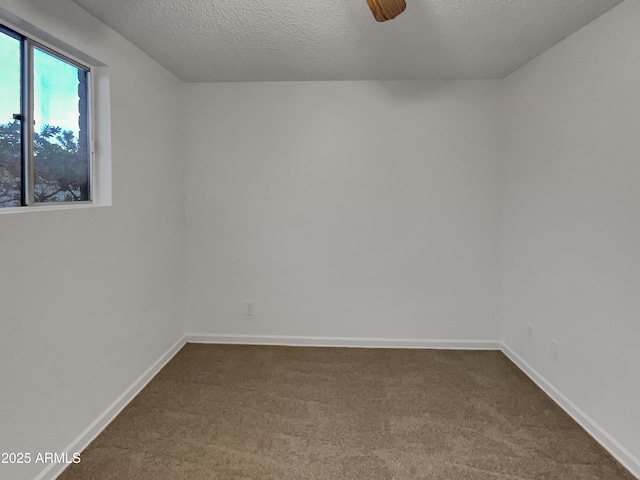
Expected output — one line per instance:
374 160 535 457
502 0 640 468
185 81 503 342
0 1 185 479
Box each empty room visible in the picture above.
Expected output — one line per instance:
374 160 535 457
0 0 638 479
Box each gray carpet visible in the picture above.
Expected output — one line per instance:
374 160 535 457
59 344 634 479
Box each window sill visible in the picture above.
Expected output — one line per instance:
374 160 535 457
0 202 107 215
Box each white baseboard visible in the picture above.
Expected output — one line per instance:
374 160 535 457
36 335 187 480
185 333 502 350
501 344 640 479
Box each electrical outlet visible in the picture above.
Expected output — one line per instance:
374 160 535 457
244 301 254 316
550 339 559 361
527 324 533 342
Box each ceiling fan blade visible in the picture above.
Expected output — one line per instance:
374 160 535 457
366 0 407 22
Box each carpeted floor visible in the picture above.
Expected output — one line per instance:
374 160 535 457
59 344 634 479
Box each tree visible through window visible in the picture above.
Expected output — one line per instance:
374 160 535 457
0 24 90 208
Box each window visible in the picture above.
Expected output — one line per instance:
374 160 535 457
0 23 91 208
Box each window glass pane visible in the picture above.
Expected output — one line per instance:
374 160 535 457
33 47 89 203
0 29 22 207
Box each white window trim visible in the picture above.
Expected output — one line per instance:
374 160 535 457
0 7 112 214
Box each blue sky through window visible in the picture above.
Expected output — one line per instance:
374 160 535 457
0 30 20 126
34 47 83 137
0 29 83 136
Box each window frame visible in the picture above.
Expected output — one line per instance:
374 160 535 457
0 22 94 208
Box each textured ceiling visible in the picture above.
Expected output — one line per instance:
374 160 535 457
72 0 623 82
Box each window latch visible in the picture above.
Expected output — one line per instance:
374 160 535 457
12 113 22 121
